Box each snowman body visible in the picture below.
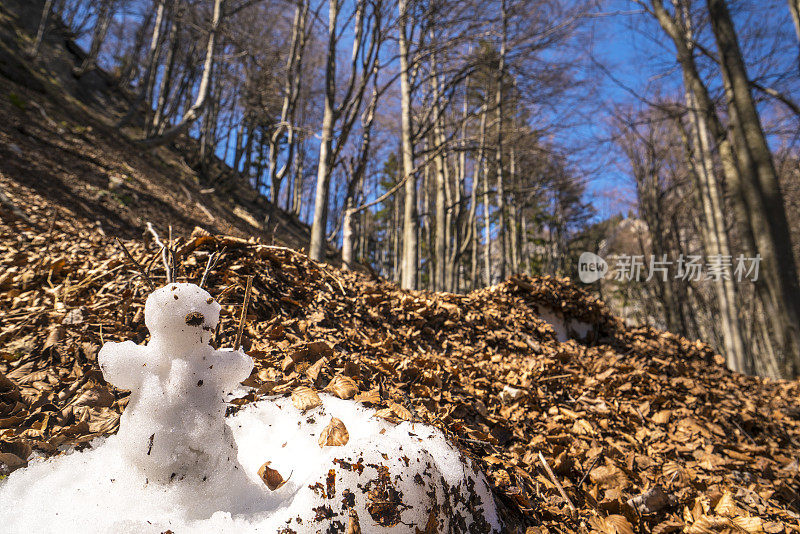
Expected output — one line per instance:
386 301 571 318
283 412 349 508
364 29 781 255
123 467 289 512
99 283 253 484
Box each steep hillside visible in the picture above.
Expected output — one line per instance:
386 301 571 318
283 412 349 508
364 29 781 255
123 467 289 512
0 0 327 257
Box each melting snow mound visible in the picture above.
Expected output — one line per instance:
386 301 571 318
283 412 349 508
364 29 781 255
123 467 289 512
0 283 500 533
0 394 500 533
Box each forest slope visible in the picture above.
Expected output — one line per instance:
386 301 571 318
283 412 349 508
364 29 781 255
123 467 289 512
0 0 324 256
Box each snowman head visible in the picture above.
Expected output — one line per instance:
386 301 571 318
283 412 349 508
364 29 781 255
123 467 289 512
144 283 221 345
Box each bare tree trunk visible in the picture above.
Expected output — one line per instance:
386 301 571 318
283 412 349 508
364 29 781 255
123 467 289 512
310 0 381 261
118 0 166 127
393 190 400 281
707 0 800 375
675 2 749 372
29 0 54 58
151 8 179 136
520 210 530 275
74 0 114 77
681 89 748 373
508 145 519 272
117 1 157 85
308 0 340 262
268 0 309 205
789 0 800 46
450 78 473 292
342 199 356 269
422 159 433 290
494 0 508 281
470 105 487 289
431 47 447 291
399 0 418 289
652 0 778 376
482 127 492 286
291 140 305 215
139 0 223 147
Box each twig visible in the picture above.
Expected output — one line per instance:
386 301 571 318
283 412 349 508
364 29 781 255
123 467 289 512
578 455 600 488
199 249 224 289
730 418 757 445
115 237 155 290
538 451 576 514
168 225 175 281
539 373 574 382
234 275 253 351
146 222 172 283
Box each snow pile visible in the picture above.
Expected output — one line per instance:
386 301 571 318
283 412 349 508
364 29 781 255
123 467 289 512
0 283 500 533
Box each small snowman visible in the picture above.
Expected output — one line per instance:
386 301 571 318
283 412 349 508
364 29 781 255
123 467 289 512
99 283 253 486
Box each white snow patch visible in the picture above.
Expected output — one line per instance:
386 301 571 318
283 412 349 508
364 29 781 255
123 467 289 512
0 283 500 533
537 306 592 342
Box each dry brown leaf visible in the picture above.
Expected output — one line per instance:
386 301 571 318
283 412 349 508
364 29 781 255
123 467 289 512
307 340 333 359
325 375 358 400
257 461 288 491
291 386 322 412
713 491 738 518
730 516 764 533
318 417 349 447
390 402 413 421
72 387 115 408
306 357 327 382
590 464 629 489
604 514 634 534
652 409 672 425
627 485 671 515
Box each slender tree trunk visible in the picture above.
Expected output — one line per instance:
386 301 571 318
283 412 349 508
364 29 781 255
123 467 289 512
482 129 492 287
342 200 356 269
671 2 749 371
308 0 340 262
269 0 308 205
399 0 418 289
681 89 748 372
432 55 447 292
708 0 800 375
451 78 473 292
291 140 305 215
118 1 157 85
29 0 54 58
521 210 530 275
234 117 245 173
509 145 519 272
139 0 223 147
118 0 166 127
74 0 114 77
151 9 179 136
789 0 800 46
494 0 508 281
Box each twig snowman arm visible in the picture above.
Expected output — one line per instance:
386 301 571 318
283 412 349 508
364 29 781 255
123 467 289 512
99 340 148 391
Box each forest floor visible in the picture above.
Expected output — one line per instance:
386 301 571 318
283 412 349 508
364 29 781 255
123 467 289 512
2 206 800 533
2 1 800 533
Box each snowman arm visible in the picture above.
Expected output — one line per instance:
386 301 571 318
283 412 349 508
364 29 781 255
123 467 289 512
98 340 146 391
213 348 254 386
